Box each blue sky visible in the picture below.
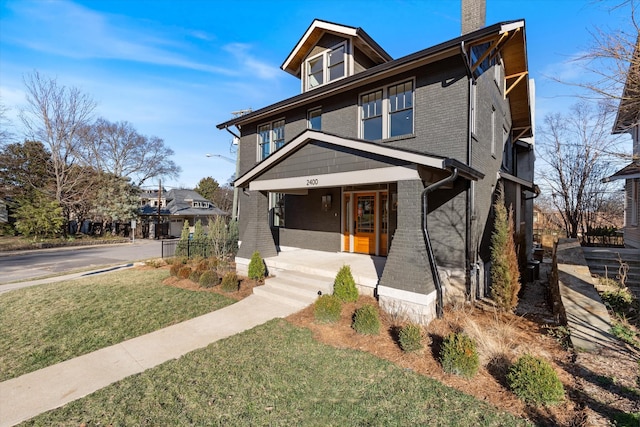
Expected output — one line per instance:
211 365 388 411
0 0 631 190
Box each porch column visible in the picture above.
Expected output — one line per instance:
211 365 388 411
237 190 278 259
378 179 438 324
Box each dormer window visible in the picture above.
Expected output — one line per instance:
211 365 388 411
305 42 347 91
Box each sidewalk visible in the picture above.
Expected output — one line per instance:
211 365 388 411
0 287 300 426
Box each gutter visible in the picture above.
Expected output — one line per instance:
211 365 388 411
422 167 458 319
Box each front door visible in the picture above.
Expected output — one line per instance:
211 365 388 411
354 193 376 254
343 191 388 256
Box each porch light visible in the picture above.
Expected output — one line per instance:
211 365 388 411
322 194 332 211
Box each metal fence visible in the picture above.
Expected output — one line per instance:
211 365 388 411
161 240 214 259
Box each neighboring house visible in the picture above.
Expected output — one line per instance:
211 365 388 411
216 5 535 323
138 188 227 238
604 37 640 249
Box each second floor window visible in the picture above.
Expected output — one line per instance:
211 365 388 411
305 42 347 91
360 80 414 141
308 108 322 130
258 119 285 161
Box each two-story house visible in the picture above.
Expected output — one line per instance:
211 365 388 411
604 37 640 249
217 12 535 323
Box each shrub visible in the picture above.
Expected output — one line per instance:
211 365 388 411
248 251 266 281
221 272 239 292
352 304 380 335
177 266 191 280
399 323 423 353
189 269 202 283
199 270 219 288
507 354 564 406
169 263 181 277
601 288 633 315
333 265 358 303
440 332 479 378
145 259 164 268
313 294 342 324
175 221 190 257
490 183 521 312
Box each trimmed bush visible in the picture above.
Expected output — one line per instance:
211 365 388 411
248 251 266 281
507 354 564 406
199 270 219 288
169 263 180 277
440 332 479 378
399 323 423 353
333 265 358 303
352 304 380 335
189 269 202 283
313 294 342 324
221 272 239 292
177 266 191 280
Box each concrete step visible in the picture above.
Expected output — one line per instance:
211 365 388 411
253 270 333 309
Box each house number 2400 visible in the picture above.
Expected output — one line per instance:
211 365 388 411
306 178 319 186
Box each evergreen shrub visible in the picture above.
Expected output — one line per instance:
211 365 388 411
221 272 239 292
440 332 479 378
199 270 219 288
333 265 358 302
398 323 423 352
177 266 191 280
507 354 564 406
248 251 266 280
352 304 381 335
313 294 342 324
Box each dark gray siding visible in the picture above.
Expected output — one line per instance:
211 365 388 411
354 47 377 73
309 33 347 57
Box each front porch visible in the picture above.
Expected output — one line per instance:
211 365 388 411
237 249 386 296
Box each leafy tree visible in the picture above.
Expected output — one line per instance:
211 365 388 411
195 177 219 202
94 174 140 234
83 118 181 186
176 220 190 257
0 140 52 200
14 192 64 239
490 183 520 312
195 177 233 214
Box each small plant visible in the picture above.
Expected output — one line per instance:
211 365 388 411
198 271 219 288
189 269 202 283
313 294 342 324
248 251 266 281
507 354 564 406
440 332 479 379
177 266 191 280
169 263 180 277
610 320 639 347
352 304 380 335
398 323 423 353
221 272 239 292
333 265 358 302
601 287 633 315
144 259 164 268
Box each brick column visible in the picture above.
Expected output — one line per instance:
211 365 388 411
237 190 278 260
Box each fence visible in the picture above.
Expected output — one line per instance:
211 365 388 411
161 240 214 259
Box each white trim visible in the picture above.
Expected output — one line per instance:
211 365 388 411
359 78 416 140
377 285 438 306
500 21 525 34
304 41 348 91
236 130 445 188
249 166 419 191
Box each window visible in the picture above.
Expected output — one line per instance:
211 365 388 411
257 119 285 160
270 192 285 227
470 83 477 135
360 80 414 141
308 108 322 130
305 42 347 91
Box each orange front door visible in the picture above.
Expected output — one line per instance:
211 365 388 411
354 193 376 255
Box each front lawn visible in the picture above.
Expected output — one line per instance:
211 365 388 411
0 268 235 381
21 319 530 426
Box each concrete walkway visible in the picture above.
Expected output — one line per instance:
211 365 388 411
0 286 302 426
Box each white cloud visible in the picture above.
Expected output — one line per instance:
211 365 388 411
223 43 281 80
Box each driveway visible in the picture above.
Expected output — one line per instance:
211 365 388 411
0 240 163 284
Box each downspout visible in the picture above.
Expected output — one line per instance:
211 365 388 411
461 41 479 300
422 167 458 319
224 125 241 221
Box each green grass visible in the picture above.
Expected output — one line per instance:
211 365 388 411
20 320 530 426
0 268 235 381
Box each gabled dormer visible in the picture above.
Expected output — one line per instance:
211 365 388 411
281 19 392 93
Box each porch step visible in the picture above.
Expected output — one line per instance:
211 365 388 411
252 270 333 309
582 247 640 286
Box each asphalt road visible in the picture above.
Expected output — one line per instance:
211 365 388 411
0 240 163 284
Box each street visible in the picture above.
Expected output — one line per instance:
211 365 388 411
0 240 163 284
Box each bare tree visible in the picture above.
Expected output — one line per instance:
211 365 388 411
536 102 624 239
19 71 97 229
560 0 639 139
0 98 15 145
84 117 181 186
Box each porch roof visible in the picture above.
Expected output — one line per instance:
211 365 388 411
602 161 640 182
234 130 483 191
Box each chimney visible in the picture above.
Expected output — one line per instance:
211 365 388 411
461 0 486 35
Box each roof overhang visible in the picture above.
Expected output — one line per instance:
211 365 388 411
499 171 537 193
602 162 640 182
217 20 529 132
281 19 392 77
235 130 483 191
